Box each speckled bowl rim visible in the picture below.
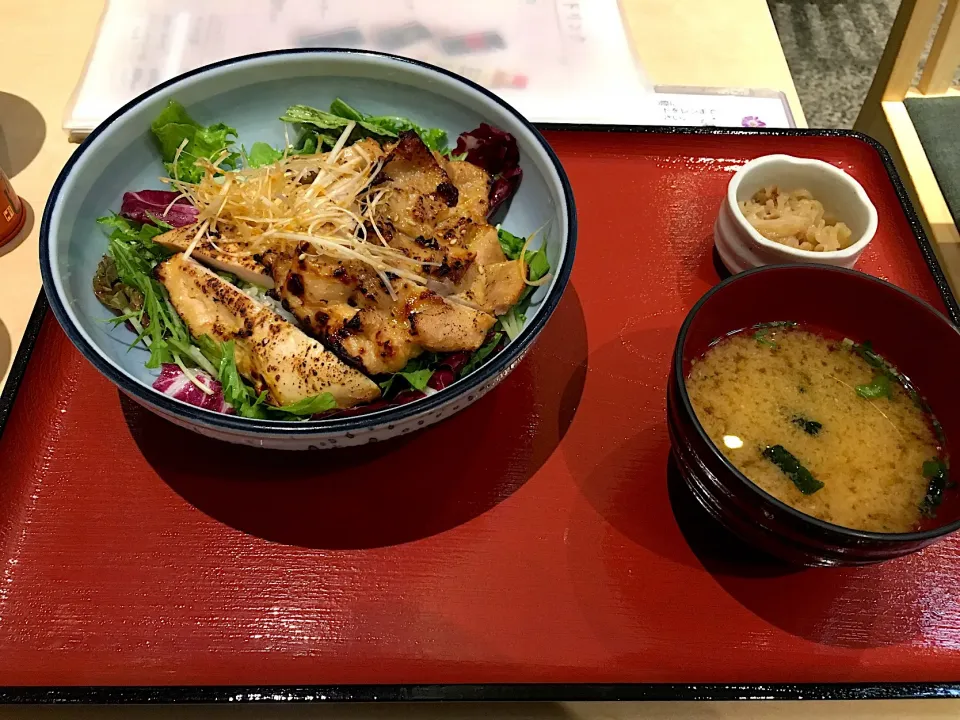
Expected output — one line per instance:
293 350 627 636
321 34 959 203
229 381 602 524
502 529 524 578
727 154 878 260
39 48 577 436
673 263 960 543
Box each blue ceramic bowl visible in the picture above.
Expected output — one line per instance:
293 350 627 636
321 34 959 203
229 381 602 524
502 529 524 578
40 50 576 449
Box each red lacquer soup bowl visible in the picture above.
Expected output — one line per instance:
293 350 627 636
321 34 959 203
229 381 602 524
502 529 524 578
667 264 960 566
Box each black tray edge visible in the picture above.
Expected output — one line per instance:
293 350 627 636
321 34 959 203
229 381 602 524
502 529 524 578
0 682 958 704
0 291 48 440
3 124 959 704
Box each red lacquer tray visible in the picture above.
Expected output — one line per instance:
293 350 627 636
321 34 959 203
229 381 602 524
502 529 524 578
3 127 960 704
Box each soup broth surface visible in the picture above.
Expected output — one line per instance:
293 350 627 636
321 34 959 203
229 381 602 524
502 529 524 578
686 326 942 532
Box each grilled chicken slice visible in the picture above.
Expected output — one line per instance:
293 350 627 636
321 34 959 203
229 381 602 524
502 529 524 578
373 132 460 238
444 223 525 314
371 133 526 314
371 132 475 283
263 250 496 375
455 260 527 316
441 155 491 222
408 292 497 352
154 224 273 288
156 253 379 408
373 134 494 241
468 223 509 265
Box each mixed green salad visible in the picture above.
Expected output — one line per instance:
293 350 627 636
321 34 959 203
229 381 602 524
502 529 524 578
92 98 548 420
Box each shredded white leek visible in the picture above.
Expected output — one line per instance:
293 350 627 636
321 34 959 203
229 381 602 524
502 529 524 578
160 138 484 309
181 220 210 261
171 137 189 185
173 354 214 395
326 120 356 167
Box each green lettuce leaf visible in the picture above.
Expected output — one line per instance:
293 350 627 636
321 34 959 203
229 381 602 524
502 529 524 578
96 214 221 378
291 131 321 155
218 339 337 419
328 98 365 122
379 354 437 395
193 334 225 370
498 307 526 341
328 98 401 138
150 100 238 183
284 99 449 153
497 227 549 300
525 246 550 282
97 213 168 261
276 393 338 416
493 227 551 340
218 340 269 418
497 227 526 260
399 368 434 391
98 214 188 369
280 104 353 132
519 245 549 304
365 115 446 152
246 142 283 168
459 331 503 377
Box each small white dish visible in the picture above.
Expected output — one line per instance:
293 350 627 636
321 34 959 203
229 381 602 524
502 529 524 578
714 154 878 274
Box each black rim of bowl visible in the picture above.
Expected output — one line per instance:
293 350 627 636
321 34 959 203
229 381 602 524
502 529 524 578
39 48 578 436
673 262 960 543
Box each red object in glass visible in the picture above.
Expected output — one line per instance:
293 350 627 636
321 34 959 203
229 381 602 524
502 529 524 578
4 130 960 688
0 167 25 247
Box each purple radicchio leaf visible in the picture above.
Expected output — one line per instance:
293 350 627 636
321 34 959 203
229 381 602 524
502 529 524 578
121 190 198 227
153 363 233 413
454 123 522 215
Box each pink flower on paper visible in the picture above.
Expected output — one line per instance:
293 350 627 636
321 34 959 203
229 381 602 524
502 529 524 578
742 115 767 128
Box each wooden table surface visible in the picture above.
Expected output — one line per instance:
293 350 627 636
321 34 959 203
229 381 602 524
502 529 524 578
1 1 956 717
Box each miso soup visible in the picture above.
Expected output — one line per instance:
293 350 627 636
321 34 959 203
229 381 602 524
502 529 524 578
685 324 948 533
